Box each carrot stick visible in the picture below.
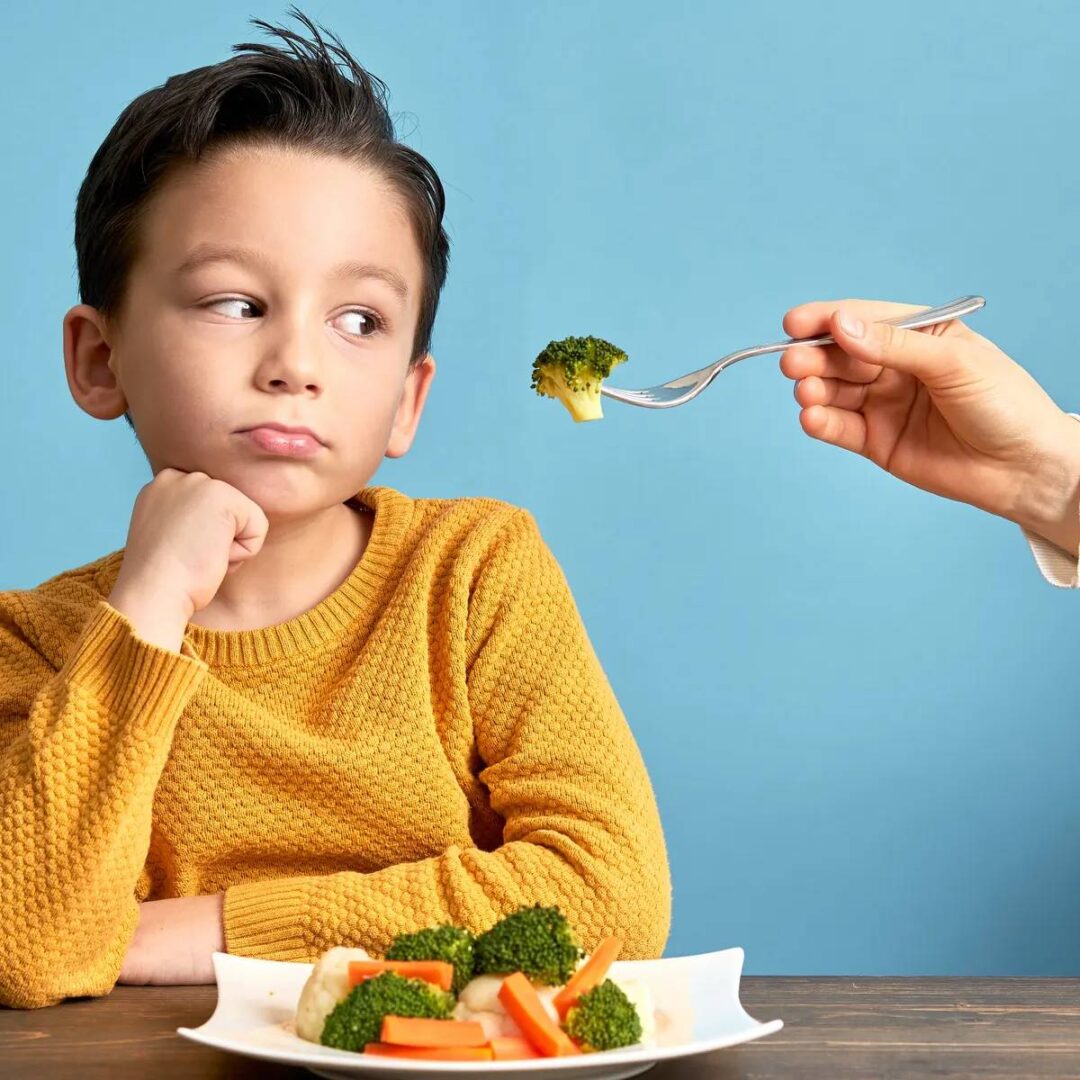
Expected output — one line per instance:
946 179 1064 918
347 960 455 992
498 972 580 1057
364 1043 495 1061
490 1036 542 1060
552 936 623 1019
380 1016 488 1048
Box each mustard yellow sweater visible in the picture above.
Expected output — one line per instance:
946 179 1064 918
0 487 670 1009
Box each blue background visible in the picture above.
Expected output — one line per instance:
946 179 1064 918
3 1 1077 975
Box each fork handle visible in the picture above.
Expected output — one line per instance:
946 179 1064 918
720 294 986 370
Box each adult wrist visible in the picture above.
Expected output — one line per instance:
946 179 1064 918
1009 413 1080 555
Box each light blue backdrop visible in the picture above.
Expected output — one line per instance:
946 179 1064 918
3 1 1077 975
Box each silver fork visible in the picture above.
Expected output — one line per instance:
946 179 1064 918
600 295 986 409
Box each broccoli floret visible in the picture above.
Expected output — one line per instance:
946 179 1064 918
319 971 455 1052
563 979 643 1052
531 335 628 423
473 904 582 986
385 924 476 995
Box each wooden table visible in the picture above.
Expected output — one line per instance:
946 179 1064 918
2 977 1078 1079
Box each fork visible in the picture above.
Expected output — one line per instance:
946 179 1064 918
599 295 986 409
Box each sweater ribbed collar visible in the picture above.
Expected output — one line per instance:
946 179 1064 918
174 485 413 667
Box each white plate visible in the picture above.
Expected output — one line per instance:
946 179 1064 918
178 947 783 1080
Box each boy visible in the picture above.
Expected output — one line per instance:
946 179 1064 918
0 10 670 1009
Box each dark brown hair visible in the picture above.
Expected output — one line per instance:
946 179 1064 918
74 5 449 420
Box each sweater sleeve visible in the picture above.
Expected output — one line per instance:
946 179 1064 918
1019 412 1080 588
0 598 208 1008
223 509 672 963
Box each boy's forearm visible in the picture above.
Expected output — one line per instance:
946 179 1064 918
222 829 670 964
0 602 206 1008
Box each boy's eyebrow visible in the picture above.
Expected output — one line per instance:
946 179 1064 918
173 243 410 301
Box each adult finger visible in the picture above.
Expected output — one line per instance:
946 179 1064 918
780 343 881 385
799 404 868 455
794 376 870 412
783 298 927 339
829 307 970 387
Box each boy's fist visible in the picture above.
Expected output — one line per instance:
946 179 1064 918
108 469 269 652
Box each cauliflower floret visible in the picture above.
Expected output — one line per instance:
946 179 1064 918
453 973 560 1038
457 973 504 1014
451 1006 519 1040
295 946 372 1043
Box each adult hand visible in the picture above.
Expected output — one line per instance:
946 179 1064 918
779 300 1080 555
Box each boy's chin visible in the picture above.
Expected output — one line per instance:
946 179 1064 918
218 468 367 522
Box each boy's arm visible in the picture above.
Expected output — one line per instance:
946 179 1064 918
0 597 207 1009
223 509 671 961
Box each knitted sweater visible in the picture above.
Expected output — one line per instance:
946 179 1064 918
0 487 671 1009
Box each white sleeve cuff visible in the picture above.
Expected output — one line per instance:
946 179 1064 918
1021 412 1080 589
1022 525 1079 588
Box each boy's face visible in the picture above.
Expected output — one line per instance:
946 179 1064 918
64 144 435 520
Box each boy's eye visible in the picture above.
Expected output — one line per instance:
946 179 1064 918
334 310 383 338
208 298 259 319
204 299 382 338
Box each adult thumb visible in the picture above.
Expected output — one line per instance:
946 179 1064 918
830 307 969 388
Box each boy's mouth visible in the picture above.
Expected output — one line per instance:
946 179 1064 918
237 422 326 458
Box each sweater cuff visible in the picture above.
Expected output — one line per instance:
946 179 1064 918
223 876 314 961
64 599 208 737
1019 412 1080 589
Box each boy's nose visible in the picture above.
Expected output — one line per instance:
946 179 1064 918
263 369 321 394
255 337 324 396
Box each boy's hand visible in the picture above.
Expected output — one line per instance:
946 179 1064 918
108 469 269 651
779 300 1080 554
117 893 225 986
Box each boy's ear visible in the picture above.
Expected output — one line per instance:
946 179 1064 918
385 354 436 459
63 304 129 420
